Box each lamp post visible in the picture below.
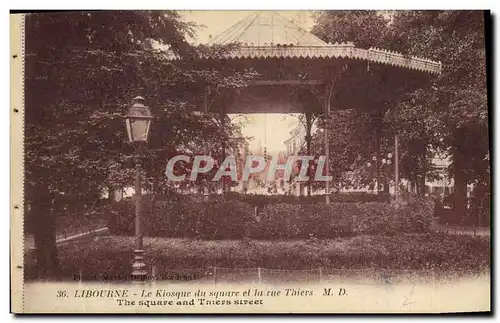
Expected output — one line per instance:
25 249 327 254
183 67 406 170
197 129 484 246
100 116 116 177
367 148 398 200
366 156 378 194
124 96 153 282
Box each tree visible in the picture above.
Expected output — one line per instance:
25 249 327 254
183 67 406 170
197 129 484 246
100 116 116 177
387 11 488 218
286 87 323 196
311 11 391 48
309 11 395 193
300 109 374 191
310 10 489 216
25 11 198 209
26 11 191 278
384 101 444 195
24 11 254 278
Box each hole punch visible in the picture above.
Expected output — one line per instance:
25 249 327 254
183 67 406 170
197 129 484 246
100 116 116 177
14 205 19 209
12 54 18 59
13 109 19 113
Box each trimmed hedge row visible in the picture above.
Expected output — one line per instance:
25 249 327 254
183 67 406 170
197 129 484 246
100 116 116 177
108 194 434 239
224 192 390 207
108 196 255 239
253 200 433 239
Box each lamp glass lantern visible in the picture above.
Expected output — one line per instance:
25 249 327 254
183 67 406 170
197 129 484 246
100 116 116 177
124 96 153 143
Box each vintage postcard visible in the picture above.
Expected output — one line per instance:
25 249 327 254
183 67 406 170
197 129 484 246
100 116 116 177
10 10 490 314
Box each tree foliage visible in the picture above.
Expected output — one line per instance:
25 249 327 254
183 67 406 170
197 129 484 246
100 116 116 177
311 11 391 48
24 11 256 277
388 11 489 215
24 11 254 212
309 10 489 211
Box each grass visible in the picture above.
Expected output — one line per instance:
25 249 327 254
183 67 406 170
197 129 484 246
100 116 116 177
24 232 490 282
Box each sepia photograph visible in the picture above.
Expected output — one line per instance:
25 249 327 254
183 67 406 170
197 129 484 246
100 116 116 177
11 9 490 313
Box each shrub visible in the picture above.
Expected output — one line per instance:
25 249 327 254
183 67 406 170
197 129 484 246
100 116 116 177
435 193 491 227
108 194 434 240
197 200 256 239
250 198 434 239
251 203 303 239
399 197 435 231
224 192 389 208
108 194 256 240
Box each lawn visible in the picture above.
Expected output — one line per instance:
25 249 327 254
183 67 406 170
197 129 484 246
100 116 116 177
25 232 490 283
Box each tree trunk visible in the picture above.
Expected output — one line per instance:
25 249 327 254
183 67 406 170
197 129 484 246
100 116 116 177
452 128 468 220
108 185 123 203
383 179 390 195
305 112 313 197
453 154 468 220
32 183 59 279
408 138 427 196
417 176 426 196
108 185 114 203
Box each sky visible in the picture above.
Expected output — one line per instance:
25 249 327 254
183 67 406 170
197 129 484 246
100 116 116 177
177 11 317 154
231 114 300 154
178 11 316 45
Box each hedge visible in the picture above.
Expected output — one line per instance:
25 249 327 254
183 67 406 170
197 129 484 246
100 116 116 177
224 192 390 208
251 199 433 239
108 194 434 240
435 206 491 227
108 195 255 239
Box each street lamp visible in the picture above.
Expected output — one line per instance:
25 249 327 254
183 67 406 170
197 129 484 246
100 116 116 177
366 140 399 203
366 160 377 193
125 96 153 142
124 96 153 282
